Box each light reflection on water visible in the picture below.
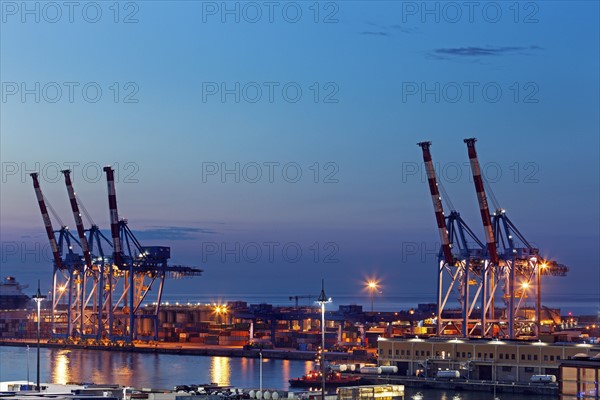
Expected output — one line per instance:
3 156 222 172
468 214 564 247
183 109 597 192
210 357 230 385
51 350 69 384
1 346 555 399
3 346 311 390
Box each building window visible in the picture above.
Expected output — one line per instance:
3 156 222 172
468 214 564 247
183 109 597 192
421 350 425 356
462 352 466 358
557 356 561 361
533 355 537 361
467 352 471 358
499 353 503 359
561 367 578 396
506 353 510 360
511 354 515 360
550 355 554 361
543 355 548 361
407 350 410 356
521 354 525 360
401 350 405 355
388 350 392 356
478 353 482 358
527 355 532 361
427 351 431 357
395 350 399 355
489 353 494 359
581 367 596 396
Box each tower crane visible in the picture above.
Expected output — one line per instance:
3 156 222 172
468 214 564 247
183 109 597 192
289 295 314 307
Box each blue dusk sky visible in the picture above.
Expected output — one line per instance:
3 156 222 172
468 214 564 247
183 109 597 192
0 1 598 310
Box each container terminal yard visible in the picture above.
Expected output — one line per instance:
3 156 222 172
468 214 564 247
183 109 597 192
2 139 599 399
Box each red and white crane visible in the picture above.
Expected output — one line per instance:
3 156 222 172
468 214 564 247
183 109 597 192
30 173 63 270
61 169 94 336
464 138 498 265
417 141 454 266
103 166 122 269
464 138 501 336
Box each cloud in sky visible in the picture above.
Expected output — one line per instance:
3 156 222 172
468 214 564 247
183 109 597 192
389 24 418 34
429 45 543 60
360 31 389 37
132 226 218 241
360 21 418 37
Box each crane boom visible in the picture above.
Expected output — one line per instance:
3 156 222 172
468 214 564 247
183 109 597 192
464 138 499 265
103 166 122 268
62 170 93 271
30 173 63 270
417 141 454 265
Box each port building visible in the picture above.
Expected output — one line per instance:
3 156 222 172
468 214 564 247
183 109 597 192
378 337 600 383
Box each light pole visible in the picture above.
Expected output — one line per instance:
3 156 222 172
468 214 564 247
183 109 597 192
316 280 331 400
214 304 228 325
26 345 30 387
536 262 547 338
366 280 379 312
33 281 46 392
259 351 263 393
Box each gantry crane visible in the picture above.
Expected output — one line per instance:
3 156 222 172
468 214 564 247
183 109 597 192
464 138 503 337
30 167 203 344
464 139 569 338
418 142 487 337
418 139 569 339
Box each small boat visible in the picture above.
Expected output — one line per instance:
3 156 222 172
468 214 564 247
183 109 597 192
288 370 362 388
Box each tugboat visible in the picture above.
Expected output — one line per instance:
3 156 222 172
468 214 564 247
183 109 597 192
288 370 362 388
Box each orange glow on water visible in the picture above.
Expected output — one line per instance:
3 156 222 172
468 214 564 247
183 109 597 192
210 357 230 385
51 350 70 384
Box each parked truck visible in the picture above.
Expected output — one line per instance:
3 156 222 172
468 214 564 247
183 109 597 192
436 370 460 379
530 375 557 383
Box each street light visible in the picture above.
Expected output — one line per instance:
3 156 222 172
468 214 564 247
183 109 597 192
26 345 30 387
521 281 530 310
537 262 547 337
259 351 263 393
366 280 380 312
214 304 228 324
32 280 46 392
316 280 331 400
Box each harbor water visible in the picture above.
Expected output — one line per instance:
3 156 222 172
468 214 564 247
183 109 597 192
0 346 555 400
